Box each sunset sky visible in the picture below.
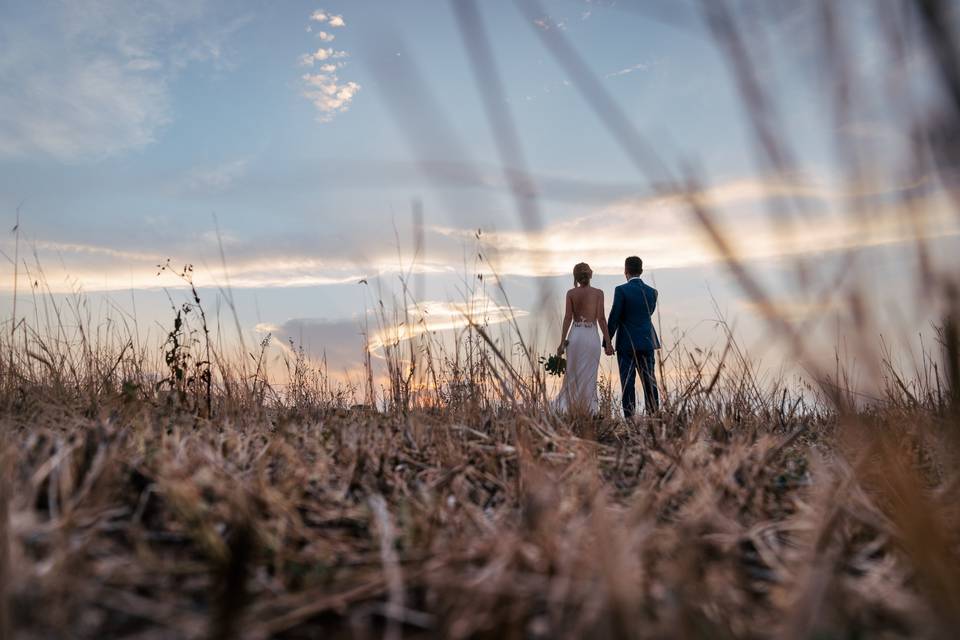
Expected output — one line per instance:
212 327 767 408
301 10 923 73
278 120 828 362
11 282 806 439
1 0 956 382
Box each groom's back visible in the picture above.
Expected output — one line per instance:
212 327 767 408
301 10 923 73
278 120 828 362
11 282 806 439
612 280 661 352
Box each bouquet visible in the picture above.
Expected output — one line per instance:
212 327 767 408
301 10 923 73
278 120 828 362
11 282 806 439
540 353 566 377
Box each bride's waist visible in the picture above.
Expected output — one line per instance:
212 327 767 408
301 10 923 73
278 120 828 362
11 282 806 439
571 321 596 328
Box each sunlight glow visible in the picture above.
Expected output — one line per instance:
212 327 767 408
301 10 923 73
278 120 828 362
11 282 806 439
365 293 527 353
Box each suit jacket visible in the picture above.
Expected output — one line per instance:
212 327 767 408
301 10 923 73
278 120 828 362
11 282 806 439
607 278 661 352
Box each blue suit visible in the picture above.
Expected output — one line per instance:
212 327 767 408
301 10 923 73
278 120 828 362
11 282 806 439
607 278 661 416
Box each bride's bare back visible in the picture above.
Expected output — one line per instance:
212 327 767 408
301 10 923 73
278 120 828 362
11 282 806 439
567 285 604 323
558 285 613 355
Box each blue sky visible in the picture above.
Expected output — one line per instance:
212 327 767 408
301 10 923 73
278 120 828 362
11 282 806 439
0 0 957 383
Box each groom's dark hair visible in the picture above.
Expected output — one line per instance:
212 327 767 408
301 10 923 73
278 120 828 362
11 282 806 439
625 256 643 276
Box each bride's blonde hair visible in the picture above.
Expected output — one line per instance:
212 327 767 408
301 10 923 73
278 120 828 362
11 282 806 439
573 262 592 287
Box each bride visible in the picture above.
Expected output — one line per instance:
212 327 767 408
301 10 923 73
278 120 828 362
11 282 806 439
555 262 614 415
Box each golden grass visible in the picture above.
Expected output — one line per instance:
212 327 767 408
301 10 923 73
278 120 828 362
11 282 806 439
0 311 958 639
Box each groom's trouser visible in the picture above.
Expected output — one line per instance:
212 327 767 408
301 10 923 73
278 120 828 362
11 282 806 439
618 349 659 417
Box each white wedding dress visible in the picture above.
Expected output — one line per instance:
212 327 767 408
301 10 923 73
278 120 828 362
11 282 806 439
556 321 601 414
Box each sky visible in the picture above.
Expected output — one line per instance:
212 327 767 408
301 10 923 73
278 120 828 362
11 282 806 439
0 0 957 390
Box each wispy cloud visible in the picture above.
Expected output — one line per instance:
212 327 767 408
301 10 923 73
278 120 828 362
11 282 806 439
6 174 954 294
0 233 452 293
430 176 960 277
605 61 656 78
254 316 370 379
183 157 250 193
2 251 367 293
299 8 359 121
533 17 567 31
367 293 527 353
252 292 526 378
0 1 248 161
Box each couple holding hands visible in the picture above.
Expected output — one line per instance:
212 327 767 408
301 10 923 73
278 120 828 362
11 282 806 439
556 256 660 418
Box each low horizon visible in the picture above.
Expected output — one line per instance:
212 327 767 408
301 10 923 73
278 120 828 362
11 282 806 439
1 0 957 398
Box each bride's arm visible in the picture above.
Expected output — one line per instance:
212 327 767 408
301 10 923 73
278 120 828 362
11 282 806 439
597 291 613 354
558 290 573 355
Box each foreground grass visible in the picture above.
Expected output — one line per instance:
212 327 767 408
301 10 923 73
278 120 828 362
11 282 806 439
2 388 958 640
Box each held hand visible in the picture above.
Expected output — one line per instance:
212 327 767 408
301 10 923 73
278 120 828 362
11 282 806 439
557 342 566 356
605 344 615 356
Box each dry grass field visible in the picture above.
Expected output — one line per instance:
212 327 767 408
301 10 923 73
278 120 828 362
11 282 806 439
0 292 958 639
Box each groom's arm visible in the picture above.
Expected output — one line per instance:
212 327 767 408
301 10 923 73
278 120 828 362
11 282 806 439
607 286 624 341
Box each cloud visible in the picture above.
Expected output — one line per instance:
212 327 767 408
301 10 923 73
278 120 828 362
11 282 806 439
739 297 839 323
429 176 960 277
0 56 171 160
249 289 527 384
259 293 526 378
31 240 158 263
257 316 370 376
300 48 349 66
298 10 359 121
366 293 528 353
300 47 349 66
0 224 456 292
0 1 247 161
533 16 566 31
1 247 368 293
182 158 250 193
7 170 953 297
302 74 361 121
605 61 656 78
309 9 345 27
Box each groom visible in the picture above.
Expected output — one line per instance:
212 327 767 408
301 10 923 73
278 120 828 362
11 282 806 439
607 256 661 417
